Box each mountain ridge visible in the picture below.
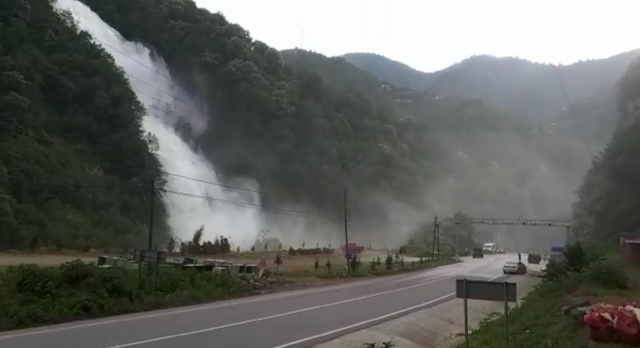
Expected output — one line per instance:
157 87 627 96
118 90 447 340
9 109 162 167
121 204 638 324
343 49 640 127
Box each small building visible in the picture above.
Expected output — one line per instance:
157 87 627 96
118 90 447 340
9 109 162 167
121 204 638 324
619 233 640 264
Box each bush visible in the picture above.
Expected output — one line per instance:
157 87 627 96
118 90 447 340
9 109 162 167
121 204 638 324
385 254 393 270
582 258 630 289
0 261 252 330
543 258 570 282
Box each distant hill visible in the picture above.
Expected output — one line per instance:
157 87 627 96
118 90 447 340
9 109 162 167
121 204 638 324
343 50 640 131
280 49 525 134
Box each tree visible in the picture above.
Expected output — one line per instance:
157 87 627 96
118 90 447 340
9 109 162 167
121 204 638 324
0 0 169 250
574 58 640 243
191 226 204 254
273 252 283 275
385 254 393 270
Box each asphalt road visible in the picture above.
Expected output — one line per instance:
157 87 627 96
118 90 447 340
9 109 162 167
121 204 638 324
0 254 511 348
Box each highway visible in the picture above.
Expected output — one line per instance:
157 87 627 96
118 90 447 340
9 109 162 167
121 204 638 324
0 254 510 348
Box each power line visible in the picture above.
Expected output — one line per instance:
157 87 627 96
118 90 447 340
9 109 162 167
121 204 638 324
161 189 309 218
0 129 286 197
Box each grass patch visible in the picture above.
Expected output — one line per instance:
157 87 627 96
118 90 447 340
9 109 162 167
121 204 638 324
0 260 253 331
0 254 457 331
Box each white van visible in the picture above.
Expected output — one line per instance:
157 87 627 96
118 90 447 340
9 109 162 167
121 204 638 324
482 242 496 254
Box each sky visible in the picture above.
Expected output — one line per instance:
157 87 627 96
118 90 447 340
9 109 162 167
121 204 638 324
194 0 638 73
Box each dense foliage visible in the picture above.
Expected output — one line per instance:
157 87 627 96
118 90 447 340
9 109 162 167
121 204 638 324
573 59 640 242
78 0 435 219
0 260 250 330
0 0 168 250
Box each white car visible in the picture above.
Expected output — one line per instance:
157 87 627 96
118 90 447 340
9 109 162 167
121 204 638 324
503 261 527 275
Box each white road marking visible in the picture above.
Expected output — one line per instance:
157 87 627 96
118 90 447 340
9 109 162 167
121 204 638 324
272 294 455 348
0 268 456 340
103 273 504 348
273 274 504 348
101 275 459 348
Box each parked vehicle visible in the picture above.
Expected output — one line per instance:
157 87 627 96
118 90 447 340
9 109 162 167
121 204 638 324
503 261 527 274
528 252 542 264
482 242 497 254
472 248 484 258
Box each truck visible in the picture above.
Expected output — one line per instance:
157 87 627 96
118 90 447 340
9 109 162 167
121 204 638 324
482 242 497 254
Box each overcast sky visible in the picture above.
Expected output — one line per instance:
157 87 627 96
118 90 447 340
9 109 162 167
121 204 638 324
194 0 638 72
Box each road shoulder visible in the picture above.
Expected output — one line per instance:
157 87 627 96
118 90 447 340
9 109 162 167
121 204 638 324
313 266 543 348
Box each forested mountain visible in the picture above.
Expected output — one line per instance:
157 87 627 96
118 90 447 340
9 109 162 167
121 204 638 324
78 0 436 228
573 58 640 243
343 50 640 142
0 0 168 249
5 0 631 251
282 49 592 251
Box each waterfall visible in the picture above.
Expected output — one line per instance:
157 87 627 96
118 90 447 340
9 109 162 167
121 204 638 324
54 0 264 248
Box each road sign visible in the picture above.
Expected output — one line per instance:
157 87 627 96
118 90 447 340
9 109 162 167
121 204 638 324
133 249 166 264
133 249 166 294
456 279 517 302
456 278 517 348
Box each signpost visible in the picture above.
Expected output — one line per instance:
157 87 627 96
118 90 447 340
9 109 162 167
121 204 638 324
134 249 166 293
456 278 517 347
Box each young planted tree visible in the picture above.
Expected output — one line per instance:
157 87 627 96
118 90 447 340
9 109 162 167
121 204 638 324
385 254 394 271
274 252 283 275
191 225 204 254
349 254 361 273
314 257 320 272
325 259 332 273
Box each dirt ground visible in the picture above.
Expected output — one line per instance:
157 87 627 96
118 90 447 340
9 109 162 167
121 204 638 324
0 249 391 273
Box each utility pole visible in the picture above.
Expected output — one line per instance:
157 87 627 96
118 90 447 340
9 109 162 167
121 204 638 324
436 223 441 258
344 189 350 275
432 216 438 259
148 179 155 250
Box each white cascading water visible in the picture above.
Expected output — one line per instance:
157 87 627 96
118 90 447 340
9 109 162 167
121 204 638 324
54 0 264 248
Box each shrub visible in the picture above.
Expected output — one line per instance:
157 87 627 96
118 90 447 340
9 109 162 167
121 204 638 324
564 242 589 273
349 254 361 272
0 261 252 330
288 246 297 256
543 258 570 282
385 254 393 270
582 258 630 290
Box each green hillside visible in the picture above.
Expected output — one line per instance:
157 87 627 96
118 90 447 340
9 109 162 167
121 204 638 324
0 0 168 250
77 0 437 221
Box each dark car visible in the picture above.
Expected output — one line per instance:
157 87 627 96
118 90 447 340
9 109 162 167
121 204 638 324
528 252 542 264
472 248 484 258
